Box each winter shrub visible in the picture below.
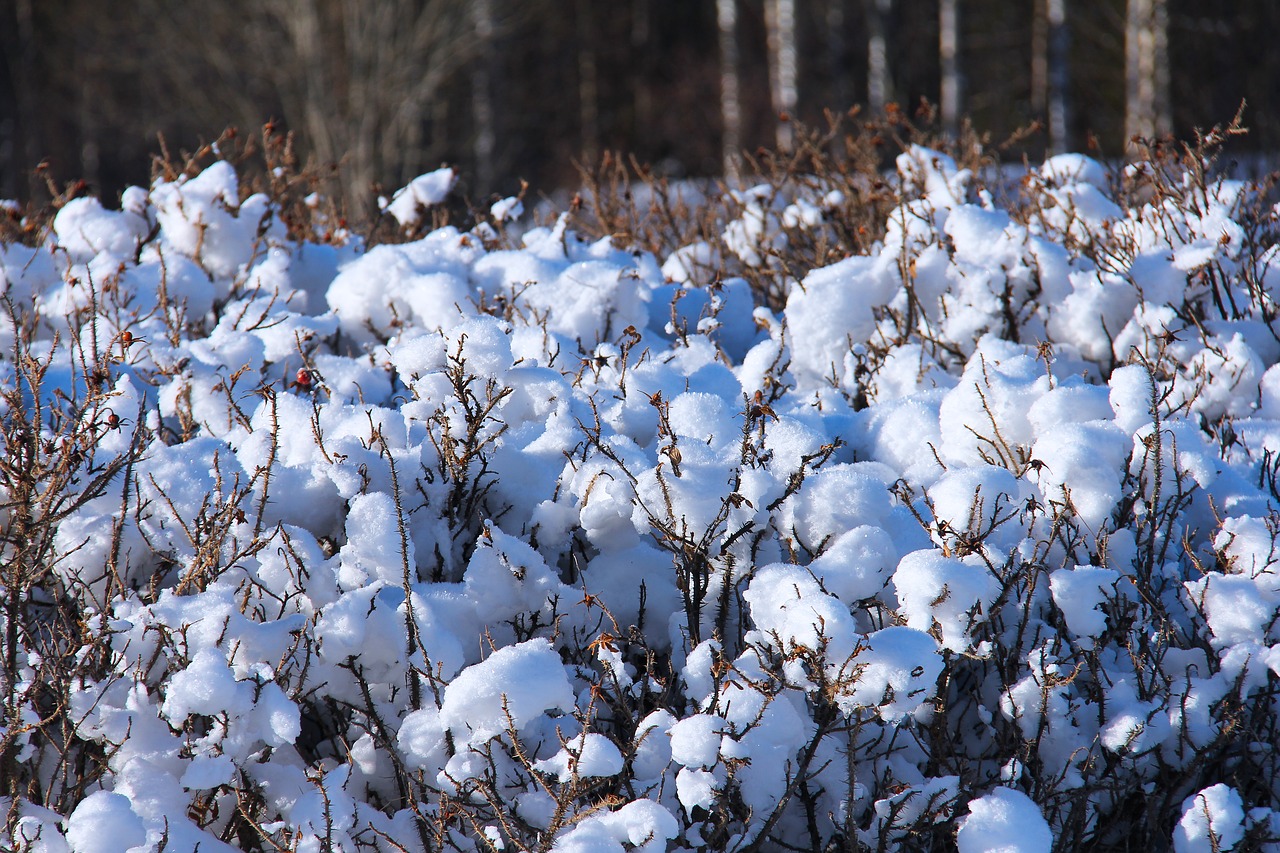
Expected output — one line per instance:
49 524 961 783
3 114 1280 851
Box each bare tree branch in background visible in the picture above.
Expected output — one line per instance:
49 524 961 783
142 0 480 215
270 0 479 211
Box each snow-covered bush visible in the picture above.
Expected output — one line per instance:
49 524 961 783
3 116 1280 851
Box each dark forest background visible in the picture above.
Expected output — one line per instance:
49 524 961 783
1 0 1277 219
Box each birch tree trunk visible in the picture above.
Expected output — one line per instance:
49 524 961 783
1125 0 1171 144
1046 0 1070 154
717 0 742 178
866 0 892 114
939 0 960 136
1153 0 1170 137
471 0 497 194
1032 0 1069 153
765 0 798 150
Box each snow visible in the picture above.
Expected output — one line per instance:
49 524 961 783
64 792 147 853
552 798 678 852
9 148 1280 850
894 550 1000 653
533 731 624 782
325 230 476 343
744 565 858 660
668 713 726 770
382 167 457 226
52 196 148 261
785 255 894 384
957 787 1053 853
490 195 524 223
159 648 248 724
439 639 575 744
675 766 721 813
151 160 283 280
1040 152 1109 189
1174 784 1246 853
842 625 944 720
1049 565 1121 646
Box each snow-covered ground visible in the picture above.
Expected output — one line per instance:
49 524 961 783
3 144 1280 851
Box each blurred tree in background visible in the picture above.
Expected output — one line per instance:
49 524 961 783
1 0 1277 218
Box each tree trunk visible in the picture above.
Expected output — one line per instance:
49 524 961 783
1031 0 1047 116
939 0 960 136
631 0 652 154
472 0 497 195
576 0 600 162
11 0 39 198
827 0 849 110
717 0 742 178
1153 0 1170 138
765 0 797 150
866 0 892 114
1046 0 1070 154
1125 0 1151 141
1125 0 1170 145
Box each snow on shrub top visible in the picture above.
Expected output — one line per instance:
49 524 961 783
381 166 457 226
440 639 574 744
956 787 1053 853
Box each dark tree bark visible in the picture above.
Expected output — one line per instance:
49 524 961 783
575 0 600 161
